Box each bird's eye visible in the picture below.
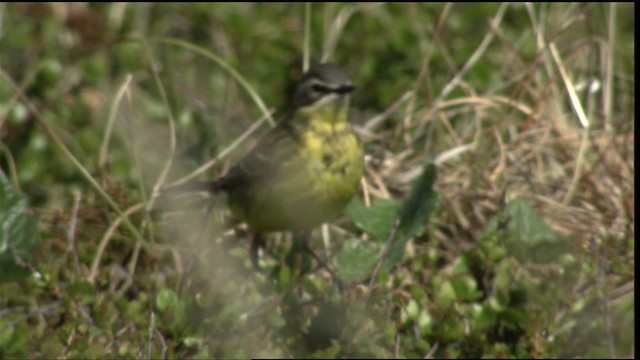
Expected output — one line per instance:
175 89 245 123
312 84 330 93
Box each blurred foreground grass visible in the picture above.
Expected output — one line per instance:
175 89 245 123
0 3 634 358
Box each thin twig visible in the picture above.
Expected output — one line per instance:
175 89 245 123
303 2 311 71
0 58 48 127
549 42 590 129
363 91 414 132
0 69 147 247
302 239 346 291
145 41 177 212
549 43 592 206
321 223 331 259
433 3 508 105
361 176 371 207
594 237 616 359
0 301 61 335
88 203 145 284
117 236 143 297
424 342 439 359
156 328 168 359
0 142 20 191
321 3 384 62
153 37 276 127
604 2 616 131
168 110 272 187
147 310 156 359
67 190 83 277
98 75 132 169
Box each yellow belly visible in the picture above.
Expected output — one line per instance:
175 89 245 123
229 123 364 232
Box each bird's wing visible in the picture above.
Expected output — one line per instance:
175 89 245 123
215 119 302 192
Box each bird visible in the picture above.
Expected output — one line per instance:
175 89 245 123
160 63 364 269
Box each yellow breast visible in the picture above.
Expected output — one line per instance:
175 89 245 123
235 120 364 232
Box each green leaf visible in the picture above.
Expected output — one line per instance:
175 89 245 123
405 299 420 319
156 288 178 312
442 316 465 341
0 169 40 284
474 304 497 329
450 275 481 301
0 313 29 358
182 336 204 347
435 280 456 308
417 309 432 332
347 197 401 243
487 197 569 263
385 163 438 269
333 238 378 283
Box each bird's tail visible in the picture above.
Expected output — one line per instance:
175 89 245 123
150 180 222 215
160 180 221 195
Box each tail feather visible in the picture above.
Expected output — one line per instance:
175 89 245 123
150 180 221 215
161 180 220 195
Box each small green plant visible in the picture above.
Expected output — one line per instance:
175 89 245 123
0 170 40 284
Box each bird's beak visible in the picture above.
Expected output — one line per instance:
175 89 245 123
335 84 355 94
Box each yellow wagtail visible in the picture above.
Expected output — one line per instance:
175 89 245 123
163 63 363 266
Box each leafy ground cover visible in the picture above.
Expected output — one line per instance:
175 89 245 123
1 3 634 358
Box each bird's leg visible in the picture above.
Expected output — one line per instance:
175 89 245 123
195 201 217 243
296 231 346 292
250 232 266 271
